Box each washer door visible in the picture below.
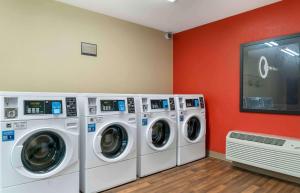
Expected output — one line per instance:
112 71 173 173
11 128 77 179
21 131 66 174
93 122 134 163
146 117 175 151
182 114 206 143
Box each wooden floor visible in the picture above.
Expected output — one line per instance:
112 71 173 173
104 158 300 193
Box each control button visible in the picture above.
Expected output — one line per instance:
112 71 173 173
5 108 18 119
89 107 96 114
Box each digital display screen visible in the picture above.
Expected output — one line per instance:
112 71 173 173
151 99 169 109
24 100 62 115
241 34 300 114
186 99 200 108
101 100 126 112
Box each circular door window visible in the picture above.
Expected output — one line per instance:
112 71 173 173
186 116 201 141
151 120 170 148
101 125 128 159
21 131 66 174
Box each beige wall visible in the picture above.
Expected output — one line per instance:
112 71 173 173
0 0 173 94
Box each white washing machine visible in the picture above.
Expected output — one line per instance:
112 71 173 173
0 92 79 193
136 95 177 177
175 94 206 166
79 94 137 193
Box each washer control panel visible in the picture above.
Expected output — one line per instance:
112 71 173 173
100 100 126 112
150 99 169 110
2 96 78 119
24 100 63 115
185 99 200 108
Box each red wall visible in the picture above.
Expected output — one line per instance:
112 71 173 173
173 0 300 154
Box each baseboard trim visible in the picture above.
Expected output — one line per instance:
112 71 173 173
207 151 227 161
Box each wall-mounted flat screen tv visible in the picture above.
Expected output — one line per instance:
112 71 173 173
241 33 300 115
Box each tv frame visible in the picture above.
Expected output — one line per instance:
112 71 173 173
240 32 300 115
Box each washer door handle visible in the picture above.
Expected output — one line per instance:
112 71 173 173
11 145 23 168
94 135 102 154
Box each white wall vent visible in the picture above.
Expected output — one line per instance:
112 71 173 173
226 131 300 178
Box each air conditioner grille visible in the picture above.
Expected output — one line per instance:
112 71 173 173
227 142 300 175
229 132 286 146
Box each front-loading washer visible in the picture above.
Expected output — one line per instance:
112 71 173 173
136 94 177 177
0 92 79 193
175 94 206 166
79 94 137 193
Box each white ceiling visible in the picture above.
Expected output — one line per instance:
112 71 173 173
57 0 281 33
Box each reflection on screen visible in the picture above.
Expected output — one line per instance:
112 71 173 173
242 35 300 113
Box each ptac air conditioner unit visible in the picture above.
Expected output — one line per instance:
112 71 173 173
226 131 300 178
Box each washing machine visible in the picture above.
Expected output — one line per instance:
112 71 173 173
136 95 177 177
0 92 79 193
175 94 206 166
78 94 137 193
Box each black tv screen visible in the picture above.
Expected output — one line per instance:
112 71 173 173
241 33 300 114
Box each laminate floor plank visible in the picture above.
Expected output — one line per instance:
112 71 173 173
103 158 300 193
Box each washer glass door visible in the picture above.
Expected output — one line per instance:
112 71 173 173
100 124 128 159
151 120 170 148
21 131 66 174
186 116 201 141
